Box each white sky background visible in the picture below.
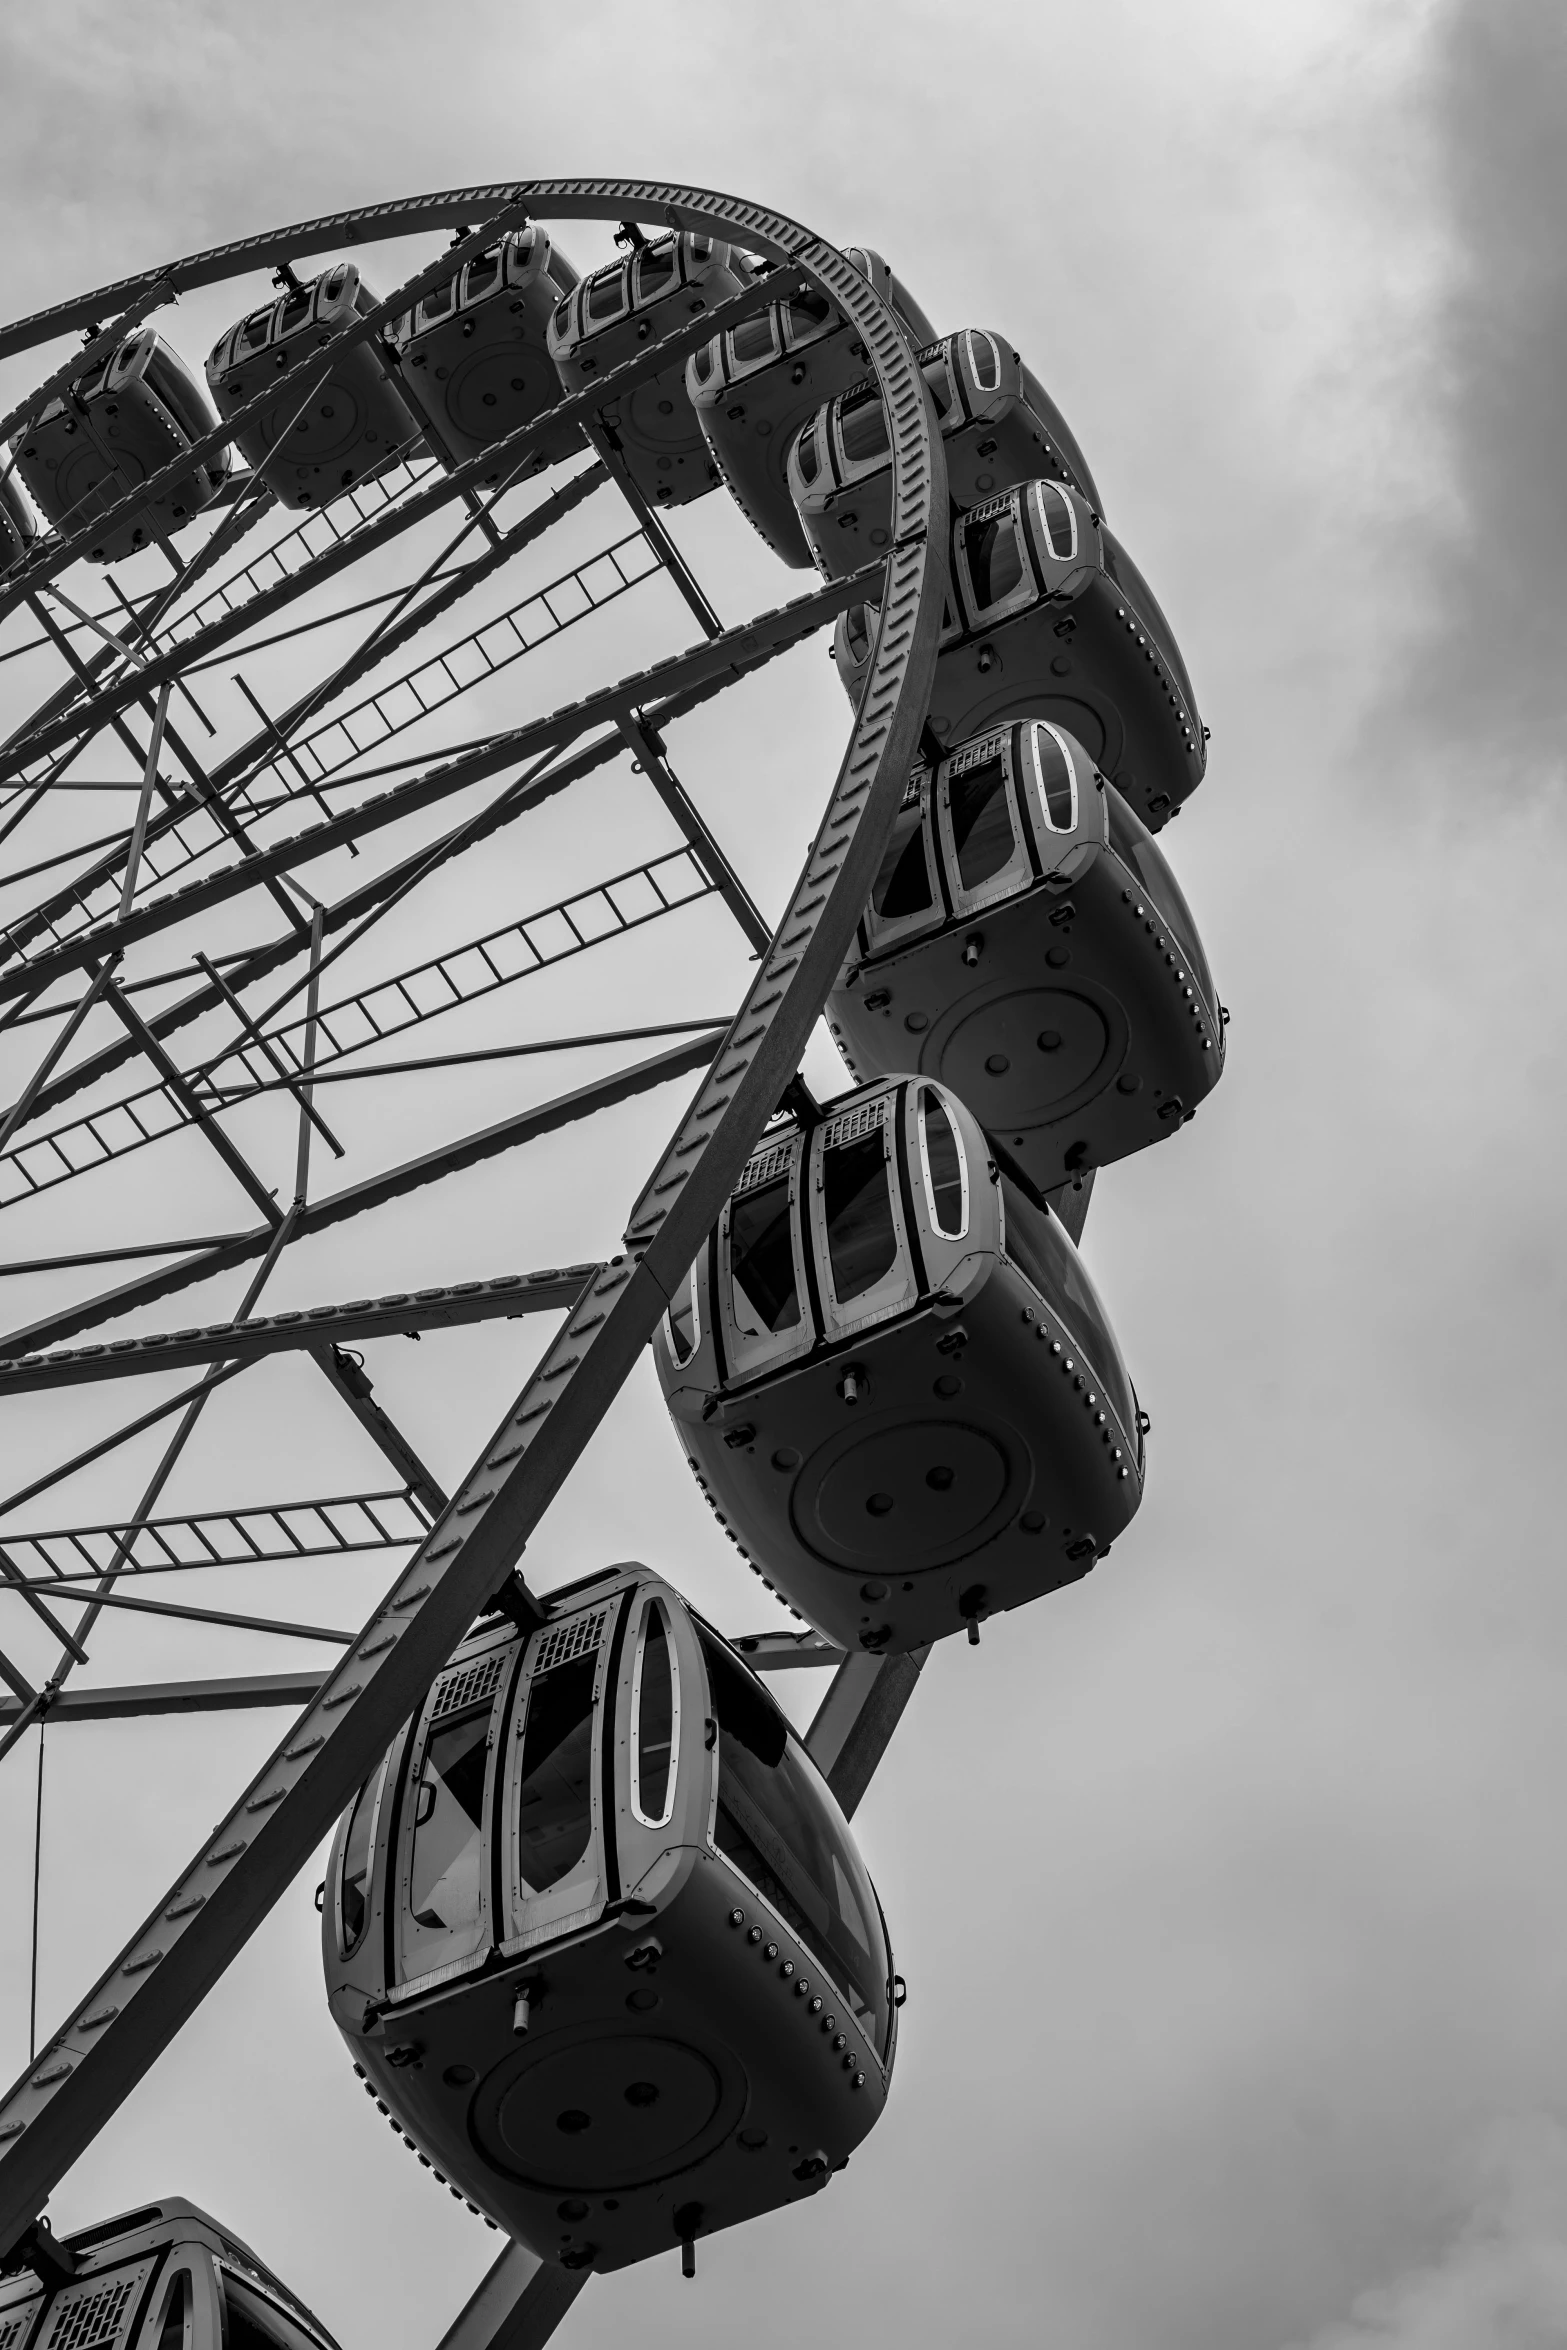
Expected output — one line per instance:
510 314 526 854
0 2 1564 2347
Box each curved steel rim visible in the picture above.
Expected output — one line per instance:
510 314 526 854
0 180 947 2256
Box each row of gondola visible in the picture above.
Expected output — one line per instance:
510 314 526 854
317 234 1226 2279
3 223 1226 2312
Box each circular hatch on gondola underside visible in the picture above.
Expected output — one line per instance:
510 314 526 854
472 2024 744 2190
921 978 1128 1133
791 1415 1026 1572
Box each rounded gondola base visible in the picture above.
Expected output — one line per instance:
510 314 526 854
325 1572 894 2274
657 1078 1145 1654
827 727 1224 1190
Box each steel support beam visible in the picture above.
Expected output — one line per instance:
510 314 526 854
0 1037 718 1360
433 2244 586 2350
0 177 945 2267
805 1650 932 1821
0 1673 325 1727
0 568 876 1001
0 1267 601 1395
4 635 820 1141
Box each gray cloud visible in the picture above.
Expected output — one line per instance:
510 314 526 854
1287 2116 1567 2348
1385 0 1567 778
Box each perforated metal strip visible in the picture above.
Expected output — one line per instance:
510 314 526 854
0 174 946 2262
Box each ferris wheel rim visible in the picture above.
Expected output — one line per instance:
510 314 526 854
0 177 949 2262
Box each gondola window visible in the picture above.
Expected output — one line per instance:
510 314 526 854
337 1767 378 1955
700 1628 892 2054
408 1710 489 1936
870 793 934 922
729 1171 801 1336
633 1603 677 1825
822 1129 898 1303
964 512 1024 614
948 753 1017 891
515 1651 598 1895
920 1092 968 1237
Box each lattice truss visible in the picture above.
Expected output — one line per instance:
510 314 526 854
0 195 853 1735
0 181 944 2299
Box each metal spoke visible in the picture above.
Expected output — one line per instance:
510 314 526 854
0 1489 431 1578
0 180 946 2279
0 568 875 998
0 1265 604 1394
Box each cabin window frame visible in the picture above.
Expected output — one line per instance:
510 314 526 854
1028 476 1081 565
781 288 837 353
717 1131 816 1381
916 1086 971 1241
217 2270 329 2350
583 260 632 332
133 2251 217 2350
789 413 826 496
954 493 1037 632
807 1094 920 1341
663 1263 701 1368
963 328 1004 399
860 769 945 959
726 307 784 378
935 730 1036 917
334 1749 391 1962
632 238 684 310
1015 720 1096 878
629 1595 681 1830
497 1601 622 1956
831 382 893 483
390 1635 513 1993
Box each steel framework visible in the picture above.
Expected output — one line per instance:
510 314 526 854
0 180 953 2342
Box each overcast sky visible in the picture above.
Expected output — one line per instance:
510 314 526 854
1 3 1565 2347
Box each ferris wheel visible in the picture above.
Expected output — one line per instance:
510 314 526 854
0 177 1222 2348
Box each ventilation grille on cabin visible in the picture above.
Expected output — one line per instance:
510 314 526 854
821 1101 885 1150
532 1611 604 1675
429 1649 506 1722
736 1141 793 1194
44 2279 137 2350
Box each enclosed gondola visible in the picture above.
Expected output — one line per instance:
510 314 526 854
0 2200 340 2350
206 264 421 509
654 1078 1144 1655
387 225 584 482
789 330 1100 578
835 477 1205 832
323 1569 896 2276
687 246 934 565
10 330 231 564
826 721 1225 1189
546 232 756 506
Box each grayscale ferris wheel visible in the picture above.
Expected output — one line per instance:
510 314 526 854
0 177 1222 2349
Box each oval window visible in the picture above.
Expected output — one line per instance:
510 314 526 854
1032 725 1078 832
1032 479 1079 560
666 1269 699 1364
337 1764 380 1956
965 329 1002 394
793 420 821 489
632 1601 679 1827
919 1092 968 1238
